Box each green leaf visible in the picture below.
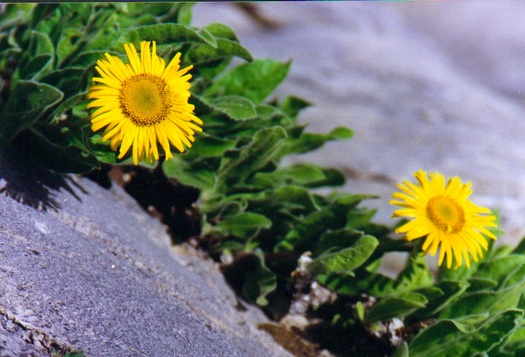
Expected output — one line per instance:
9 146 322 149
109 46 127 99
48 93 87 123
409 310 523 357
279 95 311 118
240 249 277 306
470 255 525 291
16 130 99 174
0 80 63 145
205 59 291 104
392 342 409 357
162 155 215 191
345 207 377 230
308 235 379 276
280 126 354 157
40 68 87 95
383 256 433 295
56 28 82 67
215 126 287 191
329 126 354 140
113 23 216 50
205 96 257 121
204 23 240 42
314 229 366 256
69 50 117 68
180 135 238 161
368 292 428 322
441 278 525 319
413 280 470 318
249 163 344 189
500 320 525 355
275 193 373 252
22 31 55 79
216 212 272 238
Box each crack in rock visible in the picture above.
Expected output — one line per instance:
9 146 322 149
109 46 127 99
0 306 79 357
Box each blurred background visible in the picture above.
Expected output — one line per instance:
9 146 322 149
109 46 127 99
192 2 525 248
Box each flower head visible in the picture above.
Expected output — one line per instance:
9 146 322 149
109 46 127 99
389 170 497 269
87 41 202 165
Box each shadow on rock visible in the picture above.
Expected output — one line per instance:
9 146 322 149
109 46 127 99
0 145 86 211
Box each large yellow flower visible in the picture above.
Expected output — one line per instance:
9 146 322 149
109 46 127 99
87 41 202 165
389 170 497 269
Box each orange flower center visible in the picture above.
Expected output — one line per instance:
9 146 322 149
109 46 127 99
119 74 172 126
426 196 465 233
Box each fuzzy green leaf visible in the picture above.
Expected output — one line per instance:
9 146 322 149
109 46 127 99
204 23 239 42
441 278 525 319
22 31 55 79
181 136 238 161
205 59 290 104
308 235 378 276
57 28 82 67
113 23 216 50
215 126 287 191
205 96 257 121
249 163 344 189
276 194 373 252
371 256 433 297
368 292 428 322
413 280 470 318
470 255 525 291
281 126 354 157
409 310 523 357
0 80 63 145
162 156 215 191
216 212 272 238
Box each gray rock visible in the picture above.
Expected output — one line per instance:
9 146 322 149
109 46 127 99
0 148 291 357
193 2 525 247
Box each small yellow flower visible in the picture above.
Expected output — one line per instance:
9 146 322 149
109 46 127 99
389 170 497 269
87 41 202 165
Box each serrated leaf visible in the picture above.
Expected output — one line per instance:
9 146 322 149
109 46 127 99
216 212 272 238
409 310 523 357
205 59 290 104
0 80 63 145
308 235 378 276
368 292 428 322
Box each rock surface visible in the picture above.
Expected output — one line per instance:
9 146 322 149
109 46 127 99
0 148 291 356
193 2 525 246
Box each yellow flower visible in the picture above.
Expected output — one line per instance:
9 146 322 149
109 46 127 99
389 170 497 269
87 41 202 165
